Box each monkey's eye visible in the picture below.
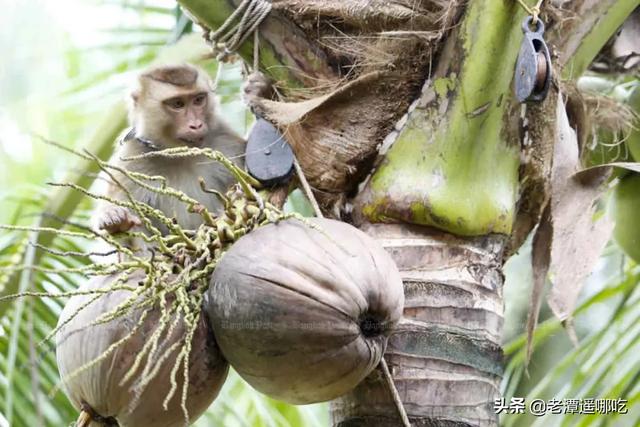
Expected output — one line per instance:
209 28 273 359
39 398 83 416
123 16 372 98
193 94 207 106
165 98 186 110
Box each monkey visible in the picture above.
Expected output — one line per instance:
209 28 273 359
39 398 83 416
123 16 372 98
94 64 247 236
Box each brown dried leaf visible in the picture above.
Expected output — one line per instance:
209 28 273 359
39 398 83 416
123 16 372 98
252 71 383 126
546 94 614 323
527 94 613 362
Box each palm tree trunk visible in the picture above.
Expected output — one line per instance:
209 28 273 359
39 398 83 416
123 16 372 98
332 224 506 426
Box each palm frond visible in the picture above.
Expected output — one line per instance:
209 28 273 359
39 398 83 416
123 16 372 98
502 256 640 427
0 194 90 426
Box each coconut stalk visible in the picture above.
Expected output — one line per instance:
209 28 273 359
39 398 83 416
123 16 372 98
123 1 640 425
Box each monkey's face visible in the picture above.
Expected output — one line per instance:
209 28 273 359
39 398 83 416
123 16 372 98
161 91 211 145
131 65 216 148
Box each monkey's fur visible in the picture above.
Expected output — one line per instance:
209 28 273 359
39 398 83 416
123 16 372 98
94 64 246 234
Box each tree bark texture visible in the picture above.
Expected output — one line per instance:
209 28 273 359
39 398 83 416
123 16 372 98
332 225 506 427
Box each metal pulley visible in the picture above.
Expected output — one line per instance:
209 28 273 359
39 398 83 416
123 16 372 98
515 16 552 103
245 116 294 186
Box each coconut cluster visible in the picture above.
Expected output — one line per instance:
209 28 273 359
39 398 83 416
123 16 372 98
53 149 404 426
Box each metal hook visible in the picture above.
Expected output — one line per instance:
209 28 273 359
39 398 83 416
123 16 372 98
515 16 552 103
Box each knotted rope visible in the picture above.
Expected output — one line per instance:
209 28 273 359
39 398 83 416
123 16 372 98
204 0 272 62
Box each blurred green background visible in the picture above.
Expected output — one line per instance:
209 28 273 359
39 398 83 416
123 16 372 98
0 1 638 426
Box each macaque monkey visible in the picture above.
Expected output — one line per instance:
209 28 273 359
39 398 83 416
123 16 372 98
94 64 246 235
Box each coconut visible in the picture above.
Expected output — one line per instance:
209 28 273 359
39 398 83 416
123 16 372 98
204 218 404 404
56 272 228 427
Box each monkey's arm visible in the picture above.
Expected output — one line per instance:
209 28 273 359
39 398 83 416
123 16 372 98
92 154 142 235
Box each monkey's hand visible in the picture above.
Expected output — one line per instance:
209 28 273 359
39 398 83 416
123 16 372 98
243 72 274 107
96 206 142 234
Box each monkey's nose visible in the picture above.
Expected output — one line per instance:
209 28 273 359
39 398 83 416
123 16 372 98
189 122 204 130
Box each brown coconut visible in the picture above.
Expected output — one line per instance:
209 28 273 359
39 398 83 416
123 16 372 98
56 272 228 427
204 218 404 404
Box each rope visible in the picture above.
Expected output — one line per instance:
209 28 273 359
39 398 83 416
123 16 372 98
253 30 260 71
213 61 224 91
293 158 323 218
210 1 267 88
380 357 412 427
515 0 544 23
206 0 272 61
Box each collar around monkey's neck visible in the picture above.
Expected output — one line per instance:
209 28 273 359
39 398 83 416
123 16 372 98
120 127 161 151
136 136 161 151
